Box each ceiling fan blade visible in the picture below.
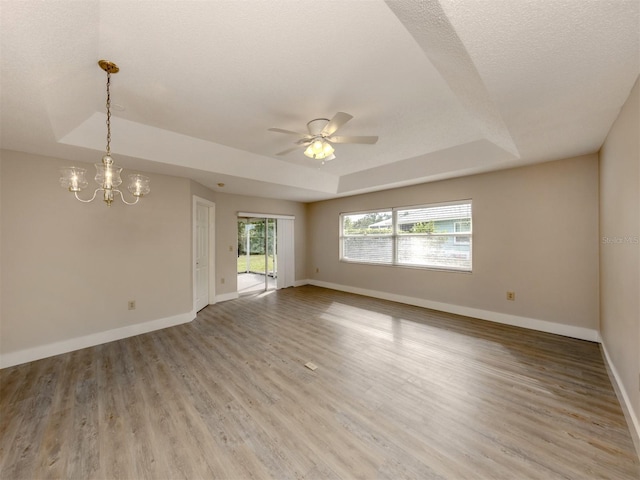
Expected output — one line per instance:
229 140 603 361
268 127 308 136
275 145 305 156
321 112 353 137
327 135 378 144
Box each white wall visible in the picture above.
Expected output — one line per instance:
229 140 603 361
1 150 194 366
307 154 600 340
599 76 640 451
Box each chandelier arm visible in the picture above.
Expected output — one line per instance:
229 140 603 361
114 189 140 205
74 189 101 203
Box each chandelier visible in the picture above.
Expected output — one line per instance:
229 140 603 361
59 60 150 206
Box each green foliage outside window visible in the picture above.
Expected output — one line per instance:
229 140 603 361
343 212 392 235
409 221 436 234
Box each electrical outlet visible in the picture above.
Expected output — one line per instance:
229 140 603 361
128 300 136 310
315 267 319 273
506 291 515 301
221 277 225 284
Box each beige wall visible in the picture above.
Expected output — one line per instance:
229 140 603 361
1 150 193 357
0 144 608 366
0 151 308 364
599 76 640 443
307 154 600 330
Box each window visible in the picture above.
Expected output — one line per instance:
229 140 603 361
454 220 471 245
340 200 472 272
340 210 393 264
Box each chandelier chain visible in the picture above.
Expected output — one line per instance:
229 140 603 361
105 71 111 155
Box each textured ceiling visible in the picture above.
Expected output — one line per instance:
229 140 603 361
1 0 638 202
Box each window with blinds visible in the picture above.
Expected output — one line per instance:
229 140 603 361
340 210 393 264
340 200 472 272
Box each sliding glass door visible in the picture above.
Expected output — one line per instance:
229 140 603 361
237 217 277 294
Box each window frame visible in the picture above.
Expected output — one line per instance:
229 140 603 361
338 208 394 265
453 220 472 245
339 199 472 272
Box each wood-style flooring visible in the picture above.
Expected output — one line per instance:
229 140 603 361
1 285 639 479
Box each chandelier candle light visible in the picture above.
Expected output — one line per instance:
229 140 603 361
59 60 150 206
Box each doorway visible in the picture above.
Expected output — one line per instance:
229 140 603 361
237 217 277 294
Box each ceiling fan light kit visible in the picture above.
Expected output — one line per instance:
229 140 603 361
269 112 378 164
304 138 335 161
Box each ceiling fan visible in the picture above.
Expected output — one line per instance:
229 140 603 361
268 112 378 163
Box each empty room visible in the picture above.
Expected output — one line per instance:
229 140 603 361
1 1 639 479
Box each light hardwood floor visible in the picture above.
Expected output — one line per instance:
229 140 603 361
1 285 639 479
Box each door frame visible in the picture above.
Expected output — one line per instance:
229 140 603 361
237 212 295 292
193 196 216 312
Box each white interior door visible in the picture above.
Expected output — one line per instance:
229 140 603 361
195 203 209 311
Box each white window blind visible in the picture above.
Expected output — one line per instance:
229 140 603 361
276 218 295 289
340 200 472 272
340 210 393 264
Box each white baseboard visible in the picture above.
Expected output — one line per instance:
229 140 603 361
304 279 599 342
215 291 239 303
600 340 640 458
0 311 196 369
